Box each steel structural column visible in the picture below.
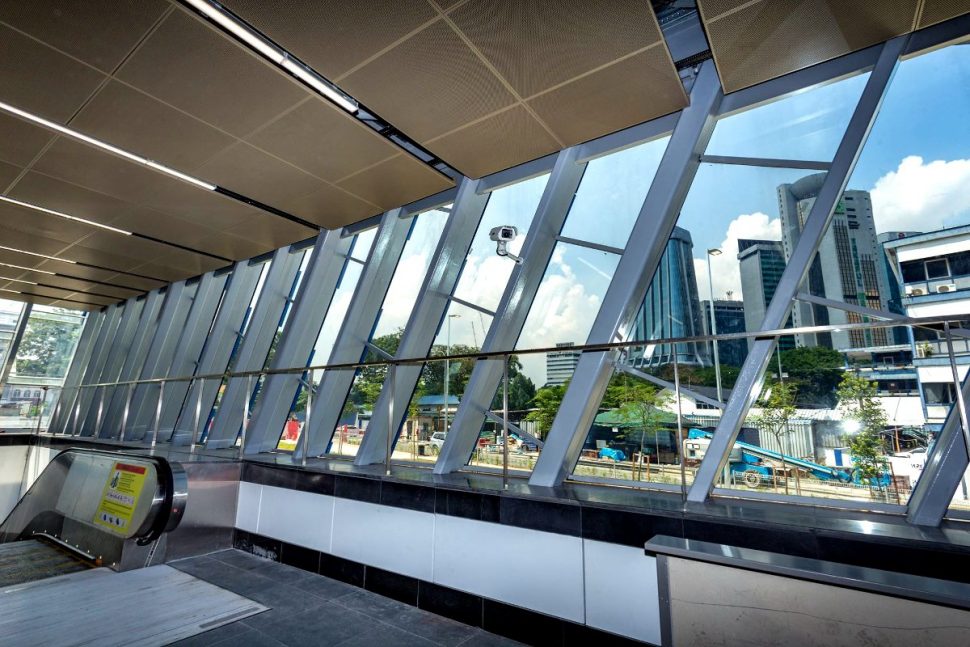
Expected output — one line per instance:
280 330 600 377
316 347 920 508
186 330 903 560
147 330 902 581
907 370 970 525
430 151 586 473
172 260 262 444
78 296 149 433
354 178 491 465
150 270 228 439
686 37 906 503
47 309 104 434
244 230 353 454
205 247 305 449
117 280 195 439
296 209 413 459
68 302 125 434
0 303 31 389
526 61 723 487
92 290 164 436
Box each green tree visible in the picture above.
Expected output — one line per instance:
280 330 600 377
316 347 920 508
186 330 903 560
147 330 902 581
612 381 673 479
837 373 889 488
14 315 81 377
778 346 845 407
526 383 567 439
752 380 797 492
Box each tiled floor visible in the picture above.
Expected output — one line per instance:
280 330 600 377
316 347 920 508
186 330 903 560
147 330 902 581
169 550 523 647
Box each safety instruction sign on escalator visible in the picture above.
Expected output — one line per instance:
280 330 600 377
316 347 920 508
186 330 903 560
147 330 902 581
93 462 147 534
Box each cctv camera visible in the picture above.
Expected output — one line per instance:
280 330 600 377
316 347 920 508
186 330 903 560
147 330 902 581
488 225 518 243
489 225 522 264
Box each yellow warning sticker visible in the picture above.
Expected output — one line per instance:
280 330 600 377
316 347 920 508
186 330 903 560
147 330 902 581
93 462 148 535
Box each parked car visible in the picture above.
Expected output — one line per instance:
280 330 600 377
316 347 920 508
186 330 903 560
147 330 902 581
430 432 447 453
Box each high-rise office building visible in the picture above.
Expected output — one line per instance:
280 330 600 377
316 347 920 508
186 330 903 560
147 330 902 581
631 227 709 367
701 299 748 367
545 342 581 386
778 174 893 349
879 231 923 345
737 239 795 352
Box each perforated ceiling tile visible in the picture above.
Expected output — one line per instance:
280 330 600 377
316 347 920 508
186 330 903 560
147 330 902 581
192 232 268 261
21 283 116 306
247 98 400 182
528 47 687 148
0 199 93 246
71 80 235 170
0 114 55 169
918 0 970 28
449 0 663 98
0 160 21 191
194 141 333 214
424 105 560 178
116 9 307 138
280 183 382 229
0 24 105 122
223 0 438 79
340 19 517 142
15 272 138 299
0 0 170 72
699 0 920 91
335 154 455 211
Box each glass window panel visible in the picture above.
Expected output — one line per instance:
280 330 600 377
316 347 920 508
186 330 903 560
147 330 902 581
350 227 377 261
516 242 620 386
452 174 548 312
706 72 869 161
560 136 669 250
925 258 949 279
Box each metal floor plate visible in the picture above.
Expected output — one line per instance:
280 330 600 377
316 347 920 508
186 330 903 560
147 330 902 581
0 563 267 646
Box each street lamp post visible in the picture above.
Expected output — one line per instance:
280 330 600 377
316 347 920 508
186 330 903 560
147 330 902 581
443 313 461 434
706 248 723 403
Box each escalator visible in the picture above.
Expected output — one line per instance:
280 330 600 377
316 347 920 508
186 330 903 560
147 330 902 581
0 448 187 579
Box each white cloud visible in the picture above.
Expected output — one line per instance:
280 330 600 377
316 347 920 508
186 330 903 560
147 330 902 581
694 212 781 304
869 156 970 232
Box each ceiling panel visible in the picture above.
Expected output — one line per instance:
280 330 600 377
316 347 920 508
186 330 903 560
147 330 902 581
341 19 519 142
116 9 307 138
8 272 139 300
0 0 170 72
71 80 236 170
247 99 400 183
9 282 117 307
223 0 438 79
0 114 55 169
527 48 687 148
0 246 152 291
274 183 382 230
335 154 458 211
424 105 559 179
0 24 105 122
918 1 970 28
698 0 921 92
449 0 664 97
0 159 21 190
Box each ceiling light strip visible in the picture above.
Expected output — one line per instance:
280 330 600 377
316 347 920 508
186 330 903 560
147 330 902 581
0 287 104 307
0 261 147 292
0 100 216 191
0 194 131 235
0 275 118 299
1 194 232 263
183 0 358 113
0 244 165 283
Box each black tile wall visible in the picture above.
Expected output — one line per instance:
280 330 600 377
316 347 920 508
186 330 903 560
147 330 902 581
365 566 420 605
418 580 483 627
380 480 435 513
333 474 382 504
280 541 320 572
483 599 565 647
499 497 581 537
319 551 366 587
581 506 683 548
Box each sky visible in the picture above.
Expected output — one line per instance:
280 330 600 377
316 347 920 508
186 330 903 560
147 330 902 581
303 41 970 388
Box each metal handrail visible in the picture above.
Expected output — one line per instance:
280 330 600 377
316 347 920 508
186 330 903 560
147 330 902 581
60 314 970 391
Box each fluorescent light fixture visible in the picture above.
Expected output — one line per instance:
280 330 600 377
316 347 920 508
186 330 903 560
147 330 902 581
0 288 22 295
184 0 358 114
0 100 216 191
0 262 56 276
0 195 132 235
0 244 77 264
0 276 39 286
281 58 358 113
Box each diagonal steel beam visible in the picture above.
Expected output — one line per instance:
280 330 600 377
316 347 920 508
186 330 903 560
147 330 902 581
686 37 907 503
205 247 305 449
432 150 586 473
70 302 128 434
296 209 413 459
353 178 489 466
244 229 353 454
528 61 723 487
47 308 104 434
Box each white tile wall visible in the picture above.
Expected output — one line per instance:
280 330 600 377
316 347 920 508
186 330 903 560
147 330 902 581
256 485 334 553
235 481 261 533
433 514 586 622
331 498 434 581
583 539 662 645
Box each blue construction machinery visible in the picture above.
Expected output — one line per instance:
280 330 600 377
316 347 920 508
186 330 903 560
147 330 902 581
684 428 890 488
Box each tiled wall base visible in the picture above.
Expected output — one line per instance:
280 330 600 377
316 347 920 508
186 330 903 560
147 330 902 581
234 529 658 647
